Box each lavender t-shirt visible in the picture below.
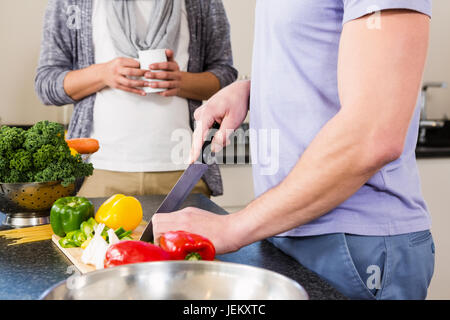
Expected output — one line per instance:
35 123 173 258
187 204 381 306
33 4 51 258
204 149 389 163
250 0 432 236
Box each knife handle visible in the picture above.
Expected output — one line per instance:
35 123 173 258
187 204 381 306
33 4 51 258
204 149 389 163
200 122 221 164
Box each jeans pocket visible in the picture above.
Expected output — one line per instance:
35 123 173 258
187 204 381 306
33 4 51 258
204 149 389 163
409 230 432 247
340 235 378 300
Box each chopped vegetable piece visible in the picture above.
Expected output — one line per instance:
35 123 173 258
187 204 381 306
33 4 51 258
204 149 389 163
118 231 132 240
107 229 120 245
72 230 87 247
81 224 109 270
87 217 98 228
80 221 94 238
114 227 126 238
59 237 76 248
81 238 91 249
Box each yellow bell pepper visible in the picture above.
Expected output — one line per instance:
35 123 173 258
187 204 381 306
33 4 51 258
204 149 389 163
95 194 143 232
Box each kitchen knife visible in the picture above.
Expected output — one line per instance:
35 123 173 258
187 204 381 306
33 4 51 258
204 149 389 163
139 123 220 242
139 162 209 242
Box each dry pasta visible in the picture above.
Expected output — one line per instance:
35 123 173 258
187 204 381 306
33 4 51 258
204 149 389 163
0 224 53 245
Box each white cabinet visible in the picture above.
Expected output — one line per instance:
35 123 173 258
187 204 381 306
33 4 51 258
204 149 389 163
214 164 255 213
417 159 450 300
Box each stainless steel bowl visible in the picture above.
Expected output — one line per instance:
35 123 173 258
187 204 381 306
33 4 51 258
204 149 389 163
0 178 84 227
41 261 309 300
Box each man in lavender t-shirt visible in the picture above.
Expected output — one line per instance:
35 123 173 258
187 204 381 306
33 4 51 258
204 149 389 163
154 1 435 299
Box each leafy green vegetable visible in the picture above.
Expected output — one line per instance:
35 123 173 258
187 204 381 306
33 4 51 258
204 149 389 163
10 149 33 173
0 121 93 186
0 126 26 154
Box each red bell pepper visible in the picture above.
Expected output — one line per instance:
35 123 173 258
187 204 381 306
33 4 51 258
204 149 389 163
104 241 171 268
159 231 216 261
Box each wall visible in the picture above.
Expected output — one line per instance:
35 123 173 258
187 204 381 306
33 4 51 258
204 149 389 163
423 0 450 119
222 0 256 80
0 0 71 125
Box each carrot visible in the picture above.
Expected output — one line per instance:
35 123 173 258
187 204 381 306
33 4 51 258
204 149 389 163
66 138 100 154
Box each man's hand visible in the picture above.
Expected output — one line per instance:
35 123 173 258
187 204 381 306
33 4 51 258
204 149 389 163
144 49 182 97
101 57 149 96
189 80 251 163
152 207 240 255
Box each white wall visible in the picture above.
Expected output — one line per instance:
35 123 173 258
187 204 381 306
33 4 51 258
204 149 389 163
0 0 71 125
423 0 450 119
223 0 256 79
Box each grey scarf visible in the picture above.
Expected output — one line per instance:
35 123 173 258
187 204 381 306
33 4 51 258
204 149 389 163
106 0 182 58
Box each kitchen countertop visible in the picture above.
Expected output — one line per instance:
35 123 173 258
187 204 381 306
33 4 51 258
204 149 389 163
416 146 450 158
0 194 346 300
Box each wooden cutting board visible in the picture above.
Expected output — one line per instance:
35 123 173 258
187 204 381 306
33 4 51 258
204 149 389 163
52 221 147 274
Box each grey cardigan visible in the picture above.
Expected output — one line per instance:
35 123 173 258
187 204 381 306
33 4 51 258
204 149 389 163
35 0 238 196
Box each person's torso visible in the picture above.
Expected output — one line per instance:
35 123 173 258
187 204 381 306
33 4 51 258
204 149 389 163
90 0 192 172
250 0 430 236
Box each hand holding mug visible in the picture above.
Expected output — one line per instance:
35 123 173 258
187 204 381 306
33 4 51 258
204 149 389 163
144 49 182 97
101 57 149 96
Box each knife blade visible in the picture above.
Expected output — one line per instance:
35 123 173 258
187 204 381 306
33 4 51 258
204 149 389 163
139 122 221 242
139 163 209 242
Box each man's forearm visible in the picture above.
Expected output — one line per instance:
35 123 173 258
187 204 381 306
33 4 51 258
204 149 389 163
179 72 221 101
230 110 393 248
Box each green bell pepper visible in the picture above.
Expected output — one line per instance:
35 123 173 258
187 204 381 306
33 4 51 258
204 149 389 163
50 197 95 237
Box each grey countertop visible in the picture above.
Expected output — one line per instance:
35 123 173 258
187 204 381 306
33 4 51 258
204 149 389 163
0 194 346 300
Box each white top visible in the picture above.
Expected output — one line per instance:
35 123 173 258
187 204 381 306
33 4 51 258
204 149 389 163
90 0 191 172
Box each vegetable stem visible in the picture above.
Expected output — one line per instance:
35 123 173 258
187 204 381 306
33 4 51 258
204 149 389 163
185 252 202 261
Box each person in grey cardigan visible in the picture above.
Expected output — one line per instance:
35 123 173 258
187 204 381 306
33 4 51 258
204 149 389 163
35 0 237 197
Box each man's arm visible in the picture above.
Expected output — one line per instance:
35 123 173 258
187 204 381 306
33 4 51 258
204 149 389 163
152 10 430 254
231 10 430 247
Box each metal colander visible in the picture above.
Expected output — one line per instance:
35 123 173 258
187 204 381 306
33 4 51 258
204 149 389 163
0 178 84 227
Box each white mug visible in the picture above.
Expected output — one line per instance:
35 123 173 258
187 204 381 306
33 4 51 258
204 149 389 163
138 49 168 94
